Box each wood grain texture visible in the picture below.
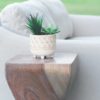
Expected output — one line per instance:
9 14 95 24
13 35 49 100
6 53 77 100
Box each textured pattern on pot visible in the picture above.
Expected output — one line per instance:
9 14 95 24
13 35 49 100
30 34 56 56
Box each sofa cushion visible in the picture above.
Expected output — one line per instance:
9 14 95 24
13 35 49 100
70 15 100 37
0 0 73 39
0 26 30 100
56 36 100 100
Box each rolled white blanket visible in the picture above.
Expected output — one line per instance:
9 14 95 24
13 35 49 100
0 0 73 39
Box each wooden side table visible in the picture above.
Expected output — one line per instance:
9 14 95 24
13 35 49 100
6 53 77 100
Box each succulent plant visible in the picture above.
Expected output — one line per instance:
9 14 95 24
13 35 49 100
26 14 60 35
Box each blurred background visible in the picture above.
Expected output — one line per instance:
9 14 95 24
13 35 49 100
0 0 100 15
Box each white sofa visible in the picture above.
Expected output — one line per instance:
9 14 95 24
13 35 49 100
0 14 100 100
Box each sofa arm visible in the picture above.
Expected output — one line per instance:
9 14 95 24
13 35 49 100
56 39 100 100
70 14 100 37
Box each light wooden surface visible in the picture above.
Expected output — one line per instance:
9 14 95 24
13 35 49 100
6 53 77 100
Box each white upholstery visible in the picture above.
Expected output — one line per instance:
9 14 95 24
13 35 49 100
70 14 100 37
0 26 29 100
0 13 1 26
56 38 100 100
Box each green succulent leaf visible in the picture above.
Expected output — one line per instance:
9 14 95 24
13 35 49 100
42 26 60 35
26 14 60 35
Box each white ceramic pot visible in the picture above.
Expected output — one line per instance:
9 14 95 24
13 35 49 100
30 34 56 57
